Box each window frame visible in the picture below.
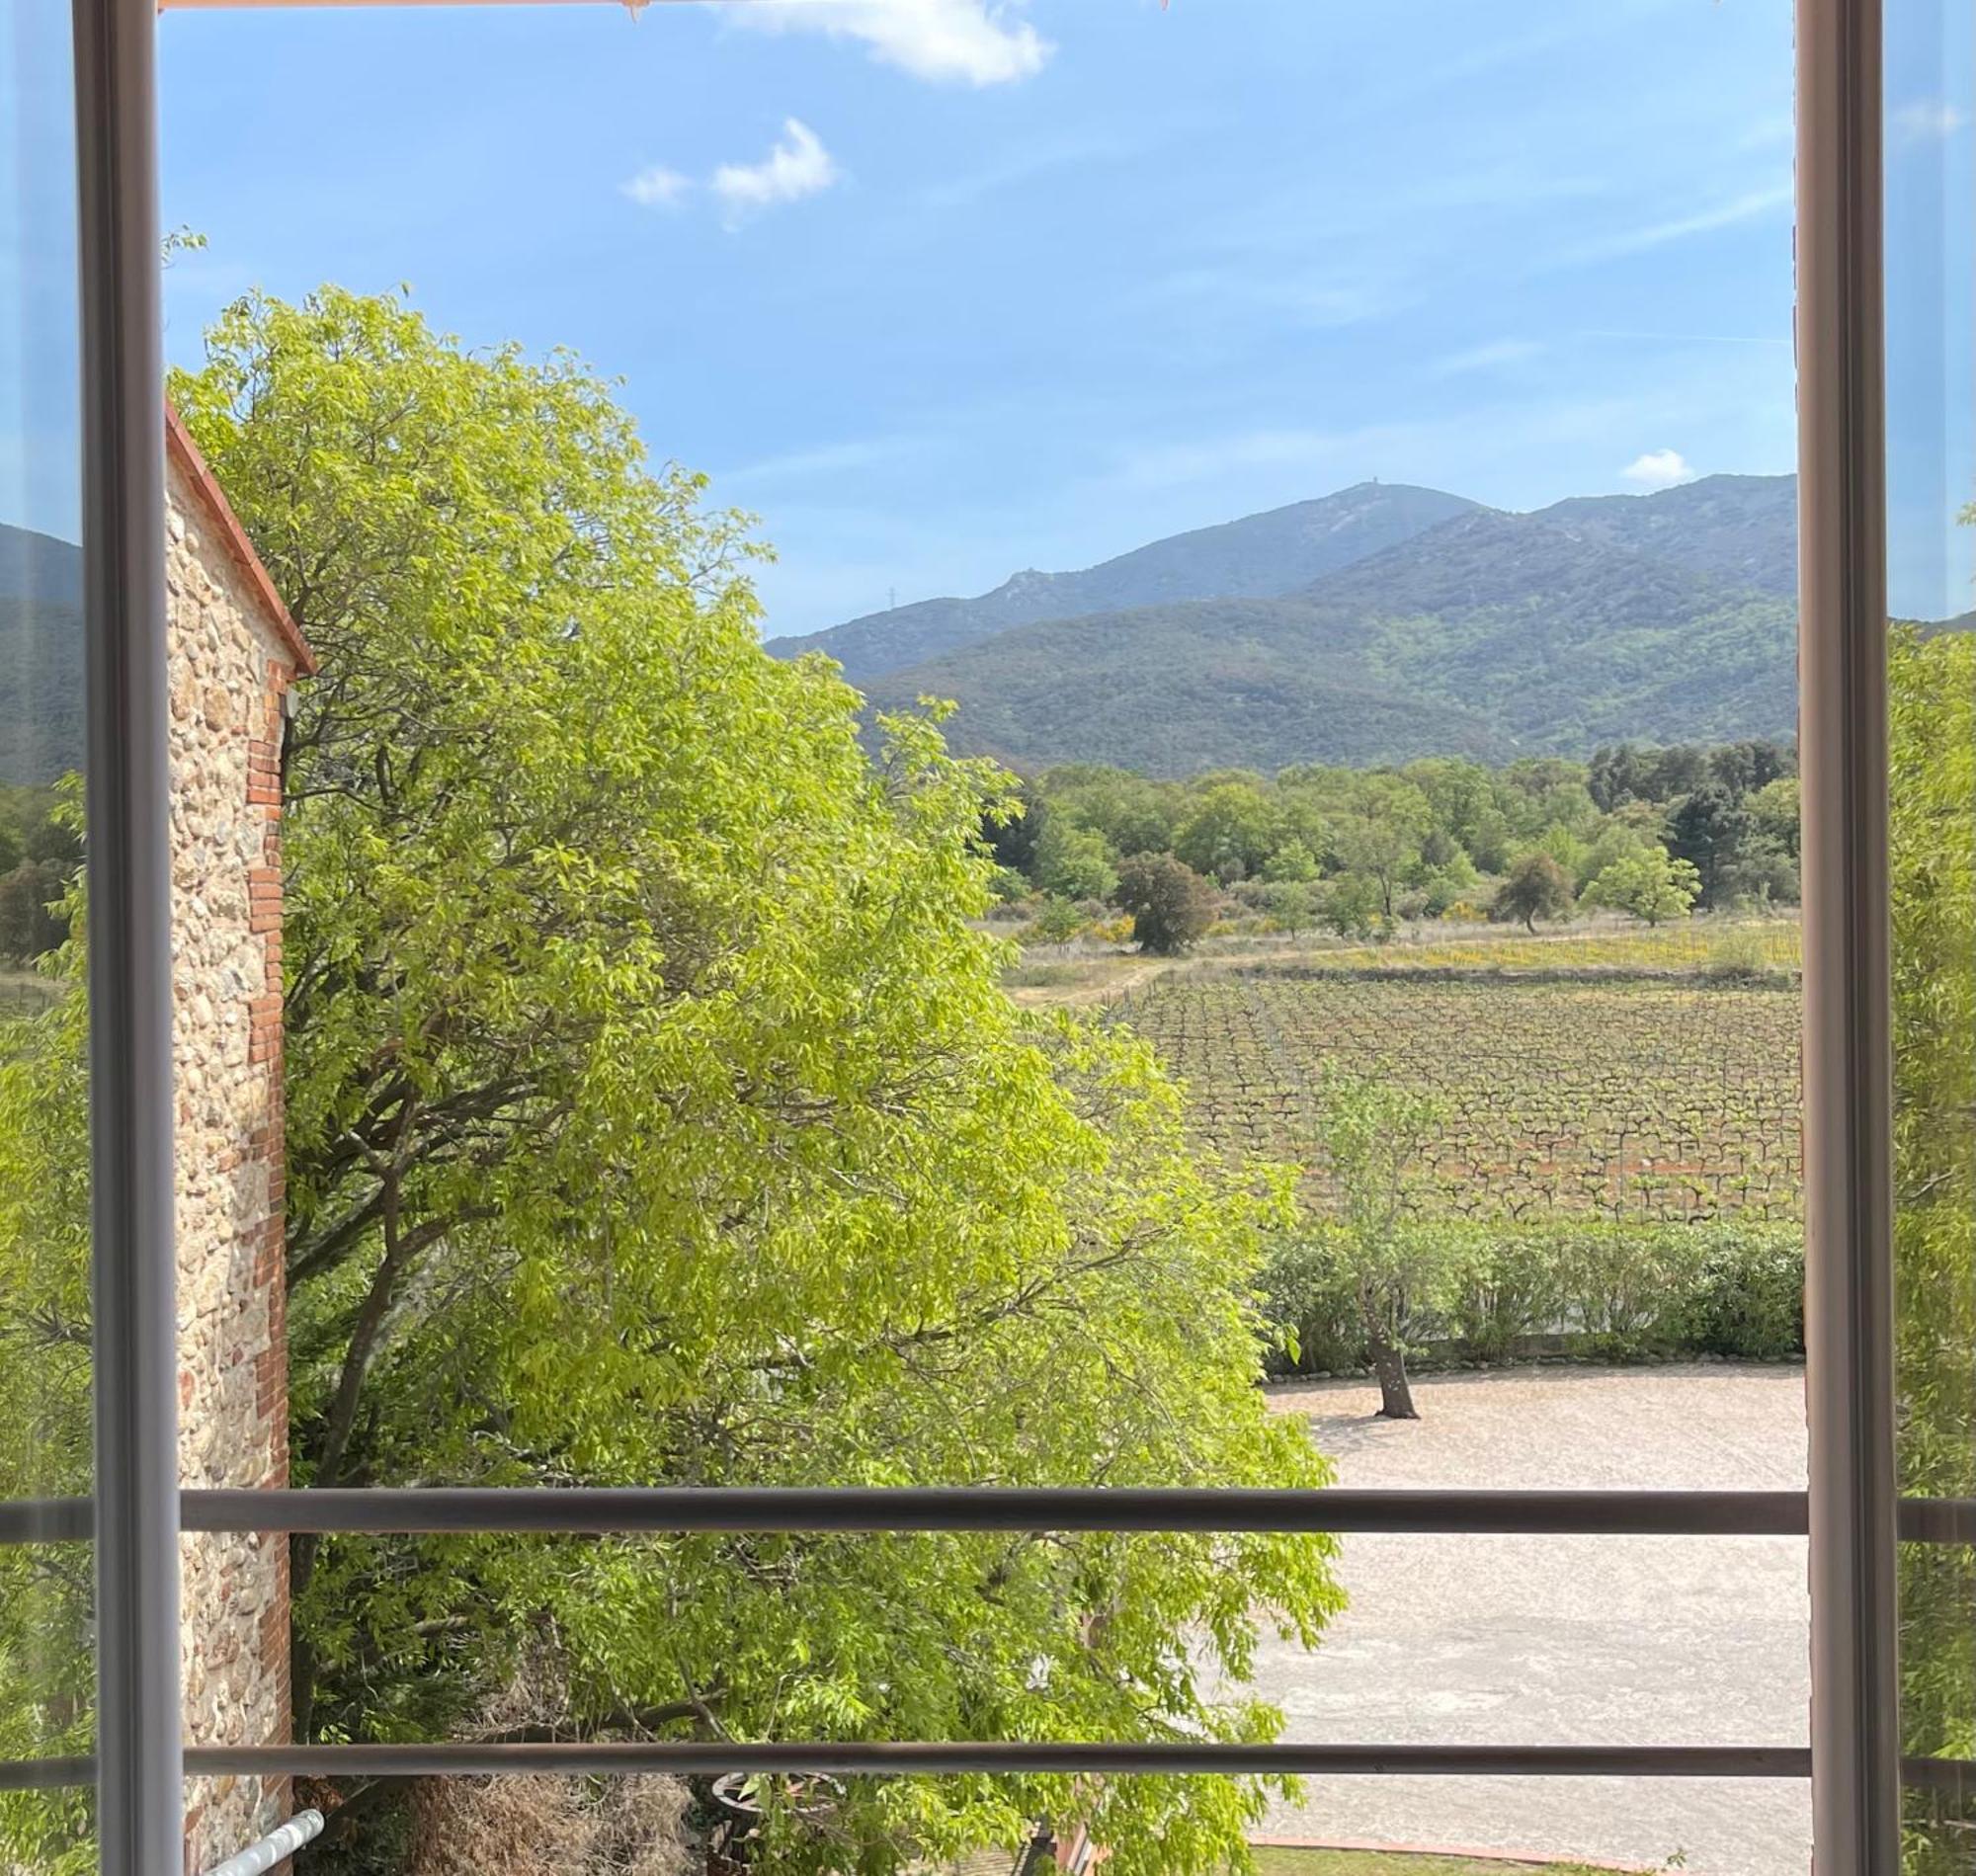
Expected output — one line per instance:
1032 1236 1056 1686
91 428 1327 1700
71 0 184 1871
22 3 1964 1873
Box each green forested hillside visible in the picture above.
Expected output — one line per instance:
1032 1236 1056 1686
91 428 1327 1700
868 595 1517 772
1535 472 1797 596
0 525 83 785
864 507 1798 775
768 480 1478 683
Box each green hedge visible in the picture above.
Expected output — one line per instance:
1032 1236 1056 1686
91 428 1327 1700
1261 1220 1804 1378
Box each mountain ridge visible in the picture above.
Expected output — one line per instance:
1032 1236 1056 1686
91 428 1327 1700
0 524 84 785
767 481 1480 684
855 491 1803 775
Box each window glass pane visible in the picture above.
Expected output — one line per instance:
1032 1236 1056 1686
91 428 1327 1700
0 0 96 1865
1886 1 1976 1865
157 1 1800 1869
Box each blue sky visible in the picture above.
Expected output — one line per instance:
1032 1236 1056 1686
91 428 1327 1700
6 0 1973 623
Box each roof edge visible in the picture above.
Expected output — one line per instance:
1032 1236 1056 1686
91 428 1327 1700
164 402 318 676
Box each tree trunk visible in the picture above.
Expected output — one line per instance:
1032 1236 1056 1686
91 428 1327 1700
1369 1337 1419 1420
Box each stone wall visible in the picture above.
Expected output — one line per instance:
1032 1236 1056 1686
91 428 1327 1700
165 409 313 1875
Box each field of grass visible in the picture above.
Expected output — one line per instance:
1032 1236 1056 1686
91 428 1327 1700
1116 968 1801 1223
1270 917 1800 977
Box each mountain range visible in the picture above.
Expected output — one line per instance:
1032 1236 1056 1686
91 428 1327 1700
0 524 84 786
11 471 1925 786
768 473 1807 775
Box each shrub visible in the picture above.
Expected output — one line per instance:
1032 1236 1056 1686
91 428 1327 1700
1258 1234 1366 1376
1263 881 1317 936
1677 1226 1807 1357
1321 873 1381 939
1558 1224 1710 1355
1260 1221 1803 1375
1449 1230 1565 1360
1020 897 1086 947
1703 930 1774 982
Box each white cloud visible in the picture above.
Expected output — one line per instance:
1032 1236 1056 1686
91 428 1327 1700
1620 449 1697 490
710 120 840 226
1892 99 1971 143
731 0 1049 87
1431 338 1542 377
1566 181 1792 264
621 165 691 209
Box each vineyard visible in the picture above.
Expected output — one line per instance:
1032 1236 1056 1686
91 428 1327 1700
1116 968 1802 1223
1247 917 1803 977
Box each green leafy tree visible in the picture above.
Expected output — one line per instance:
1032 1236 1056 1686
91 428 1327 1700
1174 781 1282 884
976 779 1046 877
1308 1071 1450 1421
1035 766 1182 859
1887 623 1976 1870
1666 781 1754 908
1030 818 1117 902
1747 775 1801 860
6 286 1358 1876
1112 852 1218 955
1321 872 1382 940
1575 823 1653 893
1583 848 1701 927
1262 880 1316 938
1491 852 1576 934
1331 775 1431 919
0 920 92 1874
1397 758 1511 870
1261 837 1319 884
1022 895 1086 946
1499 760 1601 845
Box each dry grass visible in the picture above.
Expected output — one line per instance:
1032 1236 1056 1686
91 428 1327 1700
406 1774 690 1876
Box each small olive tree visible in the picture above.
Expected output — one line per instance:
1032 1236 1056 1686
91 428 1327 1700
1312 1069 1451 1420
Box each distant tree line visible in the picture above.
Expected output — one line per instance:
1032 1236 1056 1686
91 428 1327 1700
984 739 1800 952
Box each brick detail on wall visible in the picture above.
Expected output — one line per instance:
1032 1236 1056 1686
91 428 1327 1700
165 432 310 1875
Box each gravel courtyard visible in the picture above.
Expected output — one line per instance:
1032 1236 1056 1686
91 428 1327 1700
1249 1363 1810 1876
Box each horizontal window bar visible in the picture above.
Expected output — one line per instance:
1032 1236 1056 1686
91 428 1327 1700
0 1756 96 1793
198 1743 1821 1779
183 1486 1820 1536
4 1489 1969 1547
9 1745 1976 1793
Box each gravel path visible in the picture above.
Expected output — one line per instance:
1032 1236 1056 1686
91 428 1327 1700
1248 1363 1810 1876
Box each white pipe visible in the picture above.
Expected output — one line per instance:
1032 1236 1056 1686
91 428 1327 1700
201 1809 325 1876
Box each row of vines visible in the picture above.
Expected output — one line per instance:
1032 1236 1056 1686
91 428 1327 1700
1116 969 1803 1223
